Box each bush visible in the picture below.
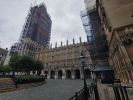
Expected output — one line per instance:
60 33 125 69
14 75 45 84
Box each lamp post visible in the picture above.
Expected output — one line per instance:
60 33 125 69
79 53 88 100
88 65 100 100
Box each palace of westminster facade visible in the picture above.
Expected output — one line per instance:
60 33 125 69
35 38 92 79
36 0 133 84
3 0 132 84
35 0 133 84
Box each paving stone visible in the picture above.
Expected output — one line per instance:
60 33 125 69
0 79 92 100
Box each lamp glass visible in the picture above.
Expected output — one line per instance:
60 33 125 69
79 55 86 62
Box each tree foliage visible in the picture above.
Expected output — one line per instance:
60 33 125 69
19 56 34 73
0 65 12 72
9 55 21 71
34 60 43 75
9 55 43 74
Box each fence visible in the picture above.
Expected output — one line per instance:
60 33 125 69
113 85 130 100
69 88 85 100
69 83 131 100
69 84 100 100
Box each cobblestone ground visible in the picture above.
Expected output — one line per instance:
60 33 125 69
0 79 92 100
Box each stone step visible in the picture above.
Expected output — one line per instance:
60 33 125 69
0 86 15 89
0 85 15 88
0 83 15 87
0 82 14 84
17 81 45 89
0 78 15 93
0 87 17 93
0 78 14 81
0 79 13 83
0 78 45 93
0 80 14 84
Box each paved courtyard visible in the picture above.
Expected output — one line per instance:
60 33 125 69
0 79 92 100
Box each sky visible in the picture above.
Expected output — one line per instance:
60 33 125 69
0 0 87 49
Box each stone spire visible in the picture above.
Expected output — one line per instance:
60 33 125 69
66 40 68 46
61 41 63 47
55 42 57 48
49 44 52 48
73 38 75 44
79 37 82 43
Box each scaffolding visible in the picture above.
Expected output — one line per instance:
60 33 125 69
80 10 92 42
85 7 109 66
16 3 52 57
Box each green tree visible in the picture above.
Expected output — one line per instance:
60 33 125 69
32 61 37 74
9 55 21 71
0 64 4 72
9 55 43 75
0 65 12 73
19 55 34 74
3 65 12 72
34 60 43 75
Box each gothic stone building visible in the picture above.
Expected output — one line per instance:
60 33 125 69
96 0 133 84
35 40 92 79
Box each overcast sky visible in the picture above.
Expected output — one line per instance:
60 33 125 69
0 0 87 49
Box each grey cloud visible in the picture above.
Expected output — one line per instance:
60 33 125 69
0 0 87 49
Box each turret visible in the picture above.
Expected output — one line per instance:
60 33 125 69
55 42 57 48
66 40 68 46
61 41 63 47
73 38 75 44
79 37 82 43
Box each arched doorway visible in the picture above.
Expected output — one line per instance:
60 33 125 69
58 70 63 79
50 70 55 79
66 70 71 79
75 69 80 79
85 69 91 79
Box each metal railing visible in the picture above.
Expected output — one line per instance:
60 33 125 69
69 83 100 100
113 85 131 100
69 88 85 100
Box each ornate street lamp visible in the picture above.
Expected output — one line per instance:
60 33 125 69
87 65 100 100
87 64 95 81
79 52 88 100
